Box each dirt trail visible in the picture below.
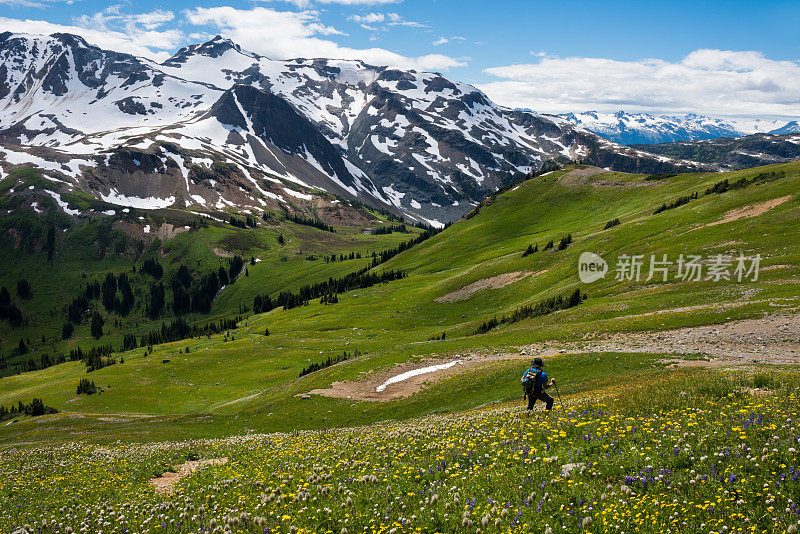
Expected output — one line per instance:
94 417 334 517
556 166 655 188
696 195 792 230
524 313 800 365
151 458 228 494
436 270 547 303
307 313 800 402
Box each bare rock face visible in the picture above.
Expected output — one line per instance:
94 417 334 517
0 32 706 224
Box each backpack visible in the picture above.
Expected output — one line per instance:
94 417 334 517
522 368 542 396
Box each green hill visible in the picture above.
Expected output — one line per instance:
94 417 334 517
1 162 800 444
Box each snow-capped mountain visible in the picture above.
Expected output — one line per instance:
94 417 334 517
0 33 704 224
561 111 800 146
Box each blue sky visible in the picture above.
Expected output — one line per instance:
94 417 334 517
2 0 799 119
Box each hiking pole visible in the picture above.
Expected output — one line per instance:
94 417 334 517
554 382 563 410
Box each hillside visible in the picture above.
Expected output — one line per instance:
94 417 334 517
0 32 706 225
631 132 800 169
1 161 799 444
0 163 425 377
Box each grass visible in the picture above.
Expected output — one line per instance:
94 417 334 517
1 368 798 533
2 162 800 532
1 162 800 446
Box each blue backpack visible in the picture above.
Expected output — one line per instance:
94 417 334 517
523 368 542 396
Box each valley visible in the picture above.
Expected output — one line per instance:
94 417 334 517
0 28 798 534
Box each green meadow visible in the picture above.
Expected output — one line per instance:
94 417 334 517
1 162 799 446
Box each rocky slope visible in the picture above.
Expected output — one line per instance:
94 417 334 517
0 32 705 224
630 133 800 170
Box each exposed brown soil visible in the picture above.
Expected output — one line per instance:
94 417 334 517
520 313 800 365
151 458 228 494
698 195 792 230
306 353 532 402
211 246 235 258
153 223 189 240
761 264 790 272
436 270 547 303
113 221 188 243
557 166 655 188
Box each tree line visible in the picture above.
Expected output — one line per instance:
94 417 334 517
253 226 442 314
475 288 586 334
654 192 697 214
286 213 334 233
299 350 360 377
371 224 408 235
521 233 572 257
0 398 59 422
254 269 406 313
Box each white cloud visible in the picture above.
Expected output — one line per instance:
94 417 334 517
316 0 398 3
0 0 58 7
349 12 384 24
480 50 800 119
185 6 464 70
260 0 398 7
72 6 184 54
349 11 425 30
0 15 178 61
433 35 465 46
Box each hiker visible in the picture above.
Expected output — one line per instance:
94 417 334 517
522 357 555 411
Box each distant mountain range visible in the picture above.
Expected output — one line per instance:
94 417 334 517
559 111 800 145
0 32 705 225
631 132 800 170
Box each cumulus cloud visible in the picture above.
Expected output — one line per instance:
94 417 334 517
260 0 399 8
479 50 800 119
0 14 180 61
185 6 464 70
348 12 384 24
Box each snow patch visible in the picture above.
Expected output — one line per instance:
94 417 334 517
376 361 464 392
100 189 175 210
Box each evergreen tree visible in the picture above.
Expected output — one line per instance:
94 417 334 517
16 279 32 300
147 283 165 319
522 244 535 257
62 322 74 340
90 312 104 339
46 225 56 261
558 234 572 251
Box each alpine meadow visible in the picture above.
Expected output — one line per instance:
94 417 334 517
0 3 799 534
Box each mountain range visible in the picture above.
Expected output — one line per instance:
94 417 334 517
0 32 705 225
560 111 800 145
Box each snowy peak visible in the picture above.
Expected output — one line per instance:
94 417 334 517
162 35 249 67
562 110 799 145
0 32 706 225
770 121 800 135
